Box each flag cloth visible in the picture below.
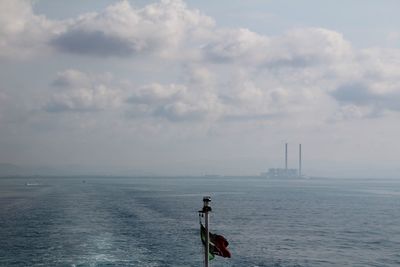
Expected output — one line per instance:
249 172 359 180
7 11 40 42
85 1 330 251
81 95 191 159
200 223 231 260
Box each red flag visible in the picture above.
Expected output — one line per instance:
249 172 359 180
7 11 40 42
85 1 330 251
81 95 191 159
200 223 231 259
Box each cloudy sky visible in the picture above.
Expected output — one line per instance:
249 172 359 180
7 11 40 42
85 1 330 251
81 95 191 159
1 0 400 177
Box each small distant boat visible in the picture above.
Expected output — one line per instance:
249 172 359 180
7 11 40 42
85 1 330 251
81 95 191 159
25 182 40 186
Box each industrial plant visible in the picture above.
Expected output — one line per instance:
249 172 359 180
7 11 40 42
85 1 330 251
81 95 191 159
262 143 303 178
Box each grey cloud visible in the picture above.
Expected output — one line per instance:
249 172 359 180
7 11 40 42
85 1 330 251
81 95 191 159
51 30 136 57
221 113 282 122
51 69 92 88
263 55 321 69
205 42 323 68
44 102 99 113
126 83 185 105
125 102 208 122
203 47 235 64
154 103 206 122
331 83 400 112
126 89 182 105
331 84 374 105
52 77 72 88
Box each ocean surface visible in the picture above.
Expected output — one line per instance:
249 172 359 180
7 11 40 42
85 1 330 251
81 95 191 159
1 176 400 267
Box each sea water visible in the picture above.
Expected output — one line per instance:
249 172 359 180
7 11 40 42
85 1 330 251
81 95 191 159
1 176 400 266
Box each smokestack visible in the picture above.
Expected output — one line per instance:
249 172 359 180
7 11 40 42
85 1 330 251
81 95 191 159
285 143 288 170
299 144 302 177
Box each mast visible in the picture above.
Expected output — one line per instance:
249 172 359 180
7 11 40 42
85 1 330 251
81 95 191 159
202 196 211 267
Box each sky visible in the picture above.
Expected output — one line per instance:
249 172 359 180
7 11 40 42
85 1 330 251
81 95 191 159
1 0 400 177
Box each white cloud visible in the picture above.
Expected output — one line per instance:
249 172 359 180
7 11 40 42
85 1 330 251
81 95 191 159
45 70 121 112
203 28 270 64
202 27 353 68
3 0 400 176
3 0 400 126
45 68 220 122
126 81 219 122
271 28 353 66
328 48 400 119
330 104 370 122
0 0 214 59
127 83 186 105
0 0 59 59
50 0 214 57
331 82 400 117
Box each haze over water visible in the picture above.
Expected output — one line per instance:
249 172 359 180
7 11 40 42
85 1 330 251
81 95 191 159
2 0 400 178
1 176 399 267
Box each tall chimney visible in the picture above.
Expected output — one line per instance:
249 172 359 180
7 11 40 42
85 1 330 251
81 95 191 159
285 143 288 170
299 144 302 177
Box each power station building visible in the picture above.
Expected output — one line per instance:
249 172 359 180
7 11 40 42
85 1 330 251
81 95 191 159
263 143 303 178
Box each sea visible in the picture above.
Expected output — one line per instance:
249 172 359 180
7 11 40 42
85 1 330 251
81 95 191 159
1 176 400 267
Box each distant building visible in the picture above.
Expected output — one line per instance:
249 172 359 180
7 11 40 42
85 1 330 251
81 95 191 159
262 143 303 178
265 168 298 178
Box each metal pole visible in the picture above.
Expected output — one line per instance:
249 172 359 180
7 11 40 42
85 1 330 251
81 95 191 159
203 196 211 267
